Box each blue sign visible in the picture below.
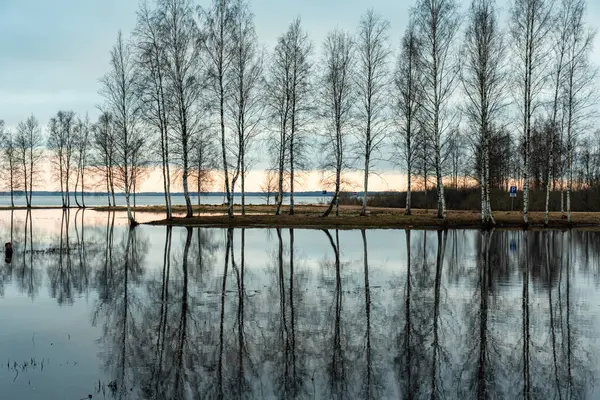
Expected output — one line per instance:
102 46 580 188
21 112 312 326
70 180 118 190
509 186 517 198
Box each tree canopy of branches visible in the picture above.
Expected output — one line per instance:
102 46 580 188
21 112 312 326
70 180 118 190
461 0 507 225
320 29 354 217
99 31 145 226
395 21 422 216
413 0 461 220
355 9 390 216
15 115 44 208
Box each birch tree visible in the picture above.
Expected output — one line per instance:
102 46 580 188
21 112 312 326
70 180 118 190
542 0 571 225
48 111 76 208
563 0 596 224
265 36 290 215
355 9 390 216
461 0 507 226
413 0 461 220
283 19 313 216
189 129 217 205
59 111 77 208
134 0 173 220
47 117 65 205
162 0 203 218
320 30 354 217
73 114 91 208
0 123 20 207
93 112 117 206
15 115 43 208
510 0 554 224
201 0 236 218
228 0 264 215
395 22 422 216
99 31 144 226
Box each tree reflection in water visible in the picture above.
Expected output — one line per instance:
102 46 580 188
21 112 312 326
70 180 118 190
1 211 599 399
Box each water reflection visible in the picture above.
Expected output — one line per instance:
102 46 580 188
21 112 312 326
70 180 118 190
0 211 599 399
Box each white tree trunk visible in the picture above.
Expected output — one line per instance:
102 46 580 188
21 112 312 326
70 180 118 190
362 153 369 216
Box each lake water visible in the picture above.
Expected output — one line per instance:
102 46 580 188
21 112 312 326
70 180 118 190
0 194 328 207
1 210 599 399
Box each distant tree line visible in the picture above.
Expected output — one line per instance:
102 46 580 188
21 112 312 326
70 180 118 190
0 0 597 226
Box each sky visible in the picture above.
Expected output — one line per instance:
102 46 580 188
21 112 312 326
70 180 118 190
1 0 599 192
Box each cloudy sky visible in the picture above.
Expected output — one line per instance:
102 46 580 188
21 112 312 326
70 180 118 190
0 0 599 191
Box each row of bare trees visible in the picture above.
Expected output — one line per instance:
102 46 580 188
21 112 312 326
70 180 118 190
0 0 597 226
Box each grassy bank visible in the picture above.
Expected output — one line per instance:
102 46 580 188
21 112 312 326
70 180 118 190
103 204 600 229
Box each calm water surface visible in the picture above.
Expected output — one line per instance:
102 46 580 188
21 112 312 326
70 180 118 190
1 210 599 399
0 194 327 207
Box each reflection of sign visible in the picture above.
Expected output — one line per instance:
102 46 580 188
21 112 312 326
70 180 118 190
322 190 327 195
510 239 517 253
509 186 517 198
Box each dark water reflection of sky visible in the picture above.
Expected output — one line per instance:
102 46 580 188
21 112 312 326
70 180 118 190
0 210 599 399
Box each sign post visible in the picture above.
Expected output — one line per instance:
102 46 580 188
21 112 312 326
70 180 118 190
509 186 517 211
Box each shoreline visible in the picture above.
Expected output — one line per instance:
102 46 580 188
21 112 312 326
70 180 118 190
1 205 598 230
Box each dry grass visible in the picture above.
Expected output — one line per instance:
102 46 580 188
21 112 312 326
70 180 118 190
118 204 600 230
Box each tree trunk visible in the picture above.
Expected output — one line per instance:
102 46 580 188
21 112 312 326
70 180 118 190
28 152 33 208
361 151 369 216
241 152 246 216
405 162 411 216
275 163 284 215
484 137 495 225
544 134 554 226
106 173 111 206
182 171 193 218
289 140 295 216
161 132 172 220
197 173 201 207
435 150 447 220
81 168 85 208
567 146 572 224
74 164 81 208
9 167 14 208
480 158 485 224
125 191 135 227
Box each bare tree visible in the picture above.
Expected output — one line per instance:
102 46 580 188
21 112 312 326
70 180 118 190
0 123 20 207
47 117 65 204
285 19 313 216
134 0 174 220
48 111 77 208
161 0 203 218
99 31 144 226
73 114 91 208
228 0 264 216
562 0 596 223
260 169 278 205
189 128 218 205
395 22 422 216
92 112 117 206
15 115 43 208
320 30 354 217
461 0 507 225
201 0 236 218
542 0 572 225
355 9 391 216
510 0 554 224
413 0 461 220
264 39 289 215
265 18 313 216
